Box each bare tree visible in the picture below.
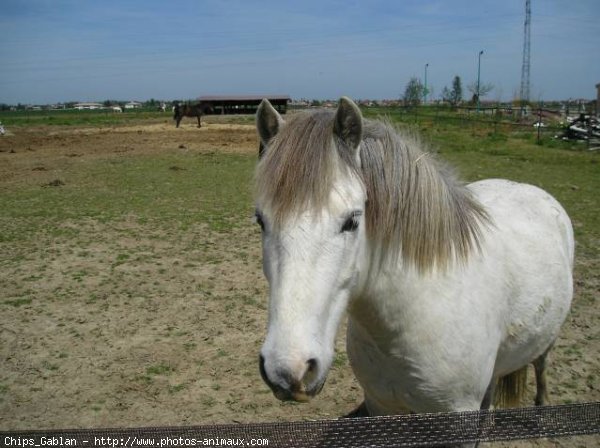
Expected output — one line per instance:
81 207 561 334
403 77 424 107
467 82 494 104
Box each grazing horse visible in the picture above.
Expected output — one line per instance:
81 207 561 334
173 101 212 128
254 98 573 436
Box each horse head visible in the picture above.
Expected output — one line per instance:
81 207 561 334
255 98 366 402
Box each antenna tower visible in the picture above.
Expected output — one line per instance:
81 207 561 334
520 0 531 104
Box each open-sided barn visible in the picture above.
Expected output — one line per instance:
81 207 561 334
198 95 290 115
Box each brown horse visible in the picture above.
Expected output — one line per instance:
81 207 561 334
173 102 213 128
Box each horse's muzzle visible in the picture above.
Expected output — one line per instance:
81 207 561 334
259 355 324 402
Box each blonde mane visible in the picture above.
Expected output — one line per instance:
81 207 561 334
255 110 489 271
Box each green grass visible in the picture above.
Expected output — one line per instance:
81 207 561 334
168 384 187 394
0 151 256 245
0 108 168 127
146 363 174 376
0 108 257 128
3 298 33 307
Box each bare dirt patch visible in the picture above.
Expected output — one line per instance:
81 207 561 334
0 121 361 430
0 120 597 447
0 119 258 192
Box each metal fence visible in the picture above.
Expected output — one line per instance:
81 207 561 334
3 402 599 447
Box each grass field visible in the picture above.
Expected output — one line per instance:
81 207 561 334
0 108 255 128
0 108 167 127
0 108 598 446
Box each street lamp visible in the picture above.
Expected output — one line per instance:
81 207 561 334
477 50 484 113
424 63 429 105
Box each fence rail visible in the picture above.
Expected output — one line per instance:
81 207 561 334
3 402 599 447
359 105 600 149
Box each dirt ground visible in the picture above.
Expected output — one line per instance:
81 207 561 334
0 117 597 447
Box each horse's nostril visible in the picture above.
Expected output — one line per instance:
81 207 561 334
259 354 270 385
306 358 318 373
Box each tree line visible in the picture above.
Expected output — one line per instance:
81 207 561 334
403 75 494 107
0 99 172 111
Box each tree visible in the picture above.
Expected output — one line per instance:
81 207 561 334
145 98 159 108
425 85 434 101
403 77 424 107
467 82 494 104
451 76 462 106
441 86 451 102
441 75 464 107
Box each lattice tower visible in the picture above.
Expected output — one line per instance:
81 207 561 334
520 0 532 103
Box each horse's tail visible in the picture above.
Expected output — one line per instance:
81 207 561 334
495 365 529 408
173 103 180 120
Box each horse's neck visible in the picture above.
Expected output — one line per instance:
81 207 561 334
354 244 414 303
349 261 426 345
352 232 476 309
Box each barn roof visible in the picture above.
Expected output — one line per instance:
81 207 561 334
198 95 290 102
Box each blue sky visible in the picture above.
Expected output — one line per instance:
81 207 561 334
1 0 599 104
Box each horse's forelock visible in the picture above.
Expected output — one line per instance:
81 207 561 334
255 111 488 271
255 110 359 226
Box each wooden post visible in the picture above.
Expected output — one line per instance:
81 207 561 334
588 115 592 150
537 107 542 144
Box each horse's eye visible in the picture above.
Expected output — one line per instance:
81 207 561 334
255 212 265 231
341 213 361 233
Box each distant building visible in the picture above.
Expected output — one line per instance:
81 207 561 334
124 101 142 109
74 102 103 110
290 99 310 108
596 83 600 116
197 95 290 115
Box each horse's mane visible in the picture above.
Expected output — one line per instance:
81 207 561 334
255 110 489 271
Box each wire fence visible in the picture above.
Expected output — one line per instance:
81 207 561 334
360 105 600 150
391 105 561 131
3 402 599 447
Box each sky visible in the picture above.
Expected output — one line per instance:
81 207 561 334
1 0 599 104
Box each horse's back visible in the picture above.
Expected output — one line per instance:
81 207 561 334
469 179 574 266
468 179 574 376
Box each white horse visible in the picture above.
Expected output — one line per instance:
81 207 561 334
254 97 573 434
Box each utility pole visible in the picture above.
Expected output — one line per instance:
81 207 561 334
424 63 429 105
477 50 484 113
520 0 532 110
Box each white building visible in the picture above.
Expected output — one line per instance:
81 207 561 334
74 102 103 110
124 101 142 109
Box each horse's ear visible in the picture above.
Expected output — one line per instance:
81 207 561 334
256 99 284 153
333 97 363 151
